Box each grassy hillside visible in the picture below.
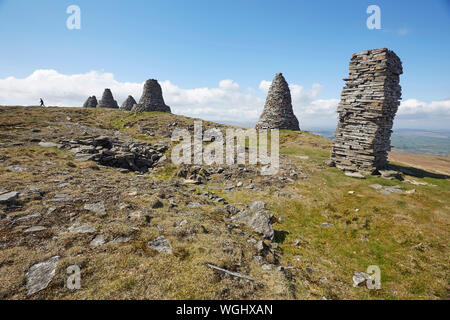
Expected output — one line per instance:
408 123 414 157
0 106 448 300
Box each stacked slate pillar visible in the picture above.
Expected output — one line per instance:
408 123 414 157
330 48 403 174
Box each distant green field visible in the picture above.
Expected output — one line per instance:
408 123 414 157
312 130 450 157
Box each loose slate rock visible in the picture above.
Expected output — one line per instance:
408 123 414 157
23 226 47 233
147 236 172 253
0 191 19 204
90 234 105 247
68 223 97 234
232 209 274 240
249 201 265 212
26 256 59 296
84 202 107 217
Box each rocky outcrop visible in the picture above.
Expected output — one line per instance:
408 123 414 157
97 89 119 109
132 79 171 113
330 48 403 174
120 95 137 111
82 96 98 108
255 73 300 131
57 135 168 173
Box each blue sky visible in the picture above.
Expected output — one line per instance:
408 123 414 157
0 0 449 129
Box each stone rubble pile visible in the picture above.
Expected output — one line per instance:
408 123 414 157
97 89 119 109
82 96 98 108
132 79 171 113
330 48 403 174
57 136 168 173
255 73 300 131
120 95 137 111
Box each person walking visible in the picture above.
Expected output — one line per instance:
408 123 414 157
40 98 45 107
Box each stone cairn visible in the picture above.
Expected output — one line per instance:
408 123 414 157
97 89 119 109
120 95 137 111
82 96 98 108
255 73 300 131
330 48 403 174
131 79 171 113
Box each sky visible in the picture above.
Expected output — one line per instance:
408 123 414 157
0 0 449 130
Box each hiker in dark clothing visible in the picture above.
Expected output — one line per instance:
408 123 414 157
40 98 45 107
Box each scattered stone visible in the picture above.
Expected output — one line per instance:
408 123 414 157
353 271 370 287
369 184 383 190
26 256 59 296
321 222 333 228
296 155 310 160
111 236 131 244
90 234 105 247
293 239 300 246
50 193 70 202
182 179 200 185
68 223 97 234
330 48 403 174
0 191 20 204
187 202 202 209
147 236 172 253
253 255 264 264
249 201 265 212
245 184 255 189
132 79 171 113
84 202 107 217
345 171 366 179
97 88 119 108
405 189 416 194
232 209 274 240
261 264 273 271
120 95 137 111
38 142 61 148
348 191 355 194
23 226 47 233
16 212 42 222
379 170 402 180
255 73 300 131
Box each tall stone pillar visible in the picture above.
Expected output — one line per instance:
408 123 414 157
330 48 402 174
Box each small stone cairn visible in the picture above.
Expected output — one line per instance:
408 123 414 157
120 95 137 111
82 96 98 108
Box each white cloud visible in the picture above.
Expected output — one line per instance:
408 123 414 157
0 69 448 129
399 98 450 117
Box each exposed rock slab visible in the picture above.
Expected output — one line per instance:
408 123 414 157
26 256 59 296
